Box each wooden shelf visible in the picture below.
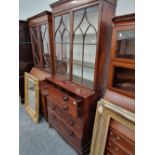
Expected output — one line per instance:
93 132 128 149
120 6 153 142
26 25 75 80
57 58 95 69
72 74 94 89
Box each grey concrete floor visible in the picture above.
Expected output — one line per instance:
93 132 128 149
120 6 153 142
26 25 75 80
19 103 78 155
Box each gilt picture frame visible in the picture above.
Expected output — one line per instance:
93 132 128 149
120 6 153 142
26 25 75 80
24 72 39 123
89 99 135 155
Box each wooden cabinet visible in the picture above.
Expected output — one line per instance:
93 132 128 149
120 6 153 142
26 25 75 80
28 11 54 120
28 11 54 73
19 20 34 103
103 14 135 155
105 13 135 112
40 0 116 154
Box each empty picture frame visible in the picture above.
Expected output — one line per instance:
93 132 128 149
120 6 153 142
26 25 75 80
24 72 39 123
89 99 135 155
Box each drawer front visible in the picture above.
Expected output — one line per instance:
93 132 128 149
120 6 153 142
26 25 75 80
48 108 81 149
106 140 130 155
108 128 135 154
47 102 82 138
41 82 83 118
105 148 114 155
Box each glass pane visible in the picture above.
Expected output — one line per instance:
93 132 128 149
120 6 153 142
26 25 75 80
40 24 51 69
63 30 70 43
86 6 99 31
112 67 135 94
73 44 83 62
72 64 82 84
55 31 61 42
30 27 40 65
55 43 70 79
62 44 70 60
85 28 97 44
84 45 96 66
74 29 83 44
63 14 70 32
83 67 94 89
74 9 84 31
28 79 35 111
54 14 70 79
73 6 99 89
54 16 61 31
116 30 135 59
55 43 62 60
56 60 69 79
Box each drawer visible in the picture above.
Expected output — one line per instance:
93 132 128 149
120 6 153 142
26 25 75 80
108 128 135 154
106 140 130 155
47 104 82 138
48 108 81 149
104 148 114 155
41 82 83 118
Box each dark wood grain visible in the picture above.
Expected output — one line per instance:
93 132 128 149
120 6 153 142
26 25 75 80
44 0 117 154
19 20 34 102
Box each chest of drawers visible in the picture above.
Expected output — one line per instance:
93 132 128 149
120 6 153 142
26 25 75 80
40 77 99 154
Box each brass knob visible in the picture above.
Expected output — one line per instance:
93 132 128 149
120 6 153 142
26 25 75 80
63 105 68 110
117 136 120 140
73 101 76 105
63 96 69 102
115 147 118 151
69 120 74 126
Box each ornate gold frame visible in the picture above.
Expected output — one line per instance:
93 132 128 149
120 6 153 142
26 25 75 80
89 99 135 155
24 72 39 123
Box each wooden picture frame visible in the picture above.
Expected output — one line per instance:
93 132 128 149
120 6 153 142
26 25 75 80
24 72 39 123
89 99 135 155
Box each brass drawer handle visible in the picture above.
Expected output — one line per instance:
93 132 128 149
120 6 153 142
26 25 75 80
115 147 118 151
69 120 74 126
63 105 68 110
63 96 69 102
116 136 120 140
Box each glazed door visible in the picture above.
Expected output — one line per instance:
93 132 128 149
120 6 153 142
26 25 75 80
72 5 99 89
30 27 41 66
30 24 52 72
39 23 52 71
54 14 71 79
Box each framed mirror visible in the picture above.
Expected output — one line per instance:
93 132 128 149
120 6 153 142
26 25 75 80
24 72 39 123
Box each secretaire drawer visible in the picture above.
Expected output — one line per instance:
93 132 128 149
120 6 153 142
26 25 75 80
41 82 83 118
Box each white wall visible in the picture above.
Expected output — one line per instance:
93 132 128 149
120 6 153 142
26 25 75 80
116 0 135 15
19 0 135 20
19 0 57 20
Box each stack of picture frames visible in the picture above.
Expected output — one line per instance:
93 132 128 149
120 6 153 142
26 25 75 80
90 99 135 155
